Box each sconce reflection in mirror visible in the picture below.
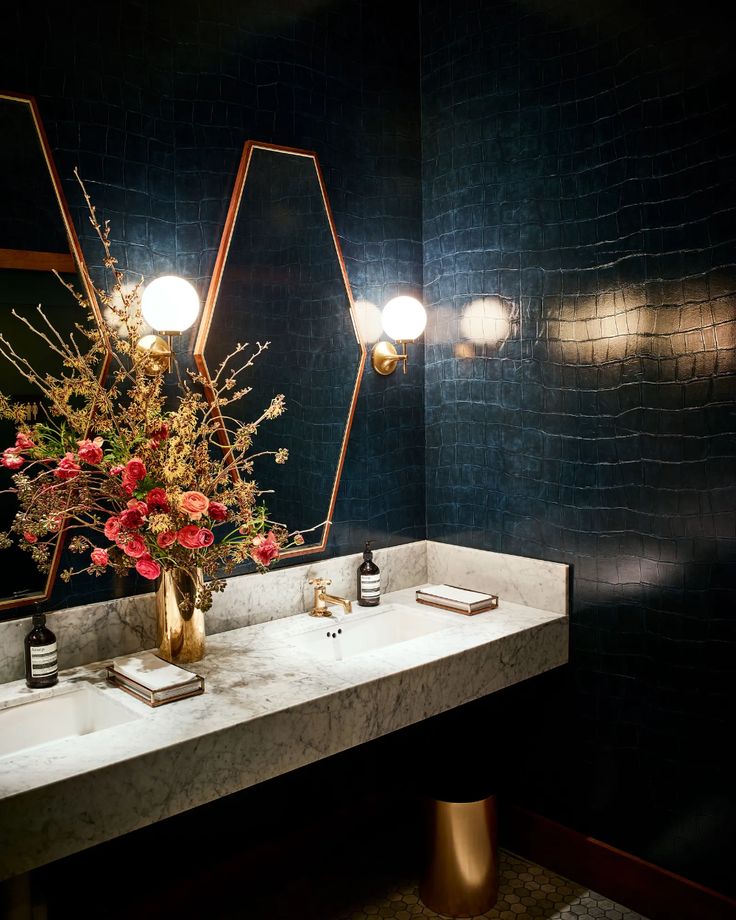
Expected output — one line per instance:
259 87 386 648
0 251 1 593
137 275 200 374
371 296 427 375
194 140 365 559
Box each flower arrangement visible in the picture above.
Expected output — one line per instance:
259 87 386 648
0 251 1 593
0 175 304 613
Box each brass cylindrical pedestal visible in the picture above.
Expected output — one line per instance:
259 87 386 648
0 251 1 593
419 796 498 918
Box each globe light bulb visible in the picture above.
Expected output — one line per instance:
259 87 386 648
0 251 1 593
381 296 427 341
141 276 200 333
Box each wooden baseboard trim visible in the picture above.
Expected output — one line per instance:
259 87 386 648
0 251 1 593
500 804 736 920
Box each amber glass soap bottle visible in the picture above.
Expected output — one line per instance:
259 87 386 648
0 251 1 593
357 541 380 607
24 610 58 688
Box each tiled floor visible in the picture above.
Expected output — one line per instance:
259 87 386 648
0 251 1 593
338 850 648 920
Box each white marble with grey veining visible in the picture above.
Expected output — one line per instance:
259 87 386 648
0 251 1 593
0 592 156 687
0 541 427 685
426 541 568 615
0 563 567 880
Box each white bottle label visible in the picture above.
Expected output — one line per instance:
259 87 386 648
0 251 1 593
30 642 58 677
360 574 381 599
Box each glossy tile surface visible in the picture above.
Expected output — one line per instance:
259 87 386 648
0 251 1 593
421 0 736 889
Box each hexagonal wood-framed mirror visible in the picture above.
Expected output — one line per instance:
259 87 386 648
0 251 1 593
195 141 365 560
0 93 105 615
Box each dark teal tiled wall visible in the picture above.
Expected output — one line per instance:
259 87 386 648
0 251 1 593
422 0 736 891
0 0 425 607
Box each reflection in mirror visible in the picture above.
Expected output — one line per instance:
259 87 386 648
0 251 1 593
0 94 101 614
196 143 364 559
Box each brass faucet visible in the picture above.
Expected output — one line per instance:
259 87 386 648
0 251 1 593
309 577 352 618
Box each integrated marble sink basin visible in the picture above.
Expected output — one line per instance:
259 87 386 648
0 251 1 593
290 603 454 661
0 683 141 759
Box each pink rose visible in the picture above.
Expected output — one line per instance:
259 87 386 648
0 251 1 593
77 436 104 464
157 531 177 549
15 432 34 450
177 525 213 549
104 516 121 541
180 491 209 520
146 487 170 513
23 531 37 544
121 474 136 495
90 547 109 567
208 501 228 522
54 453 81 479
2 448 24 469
122 533 147 558
125 458 146 483
110 464 124 476
135 554 161 580
251 531 280 567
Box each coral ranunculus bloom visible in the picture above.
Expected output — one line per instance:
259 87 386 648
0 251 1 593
104 516 121 541
177 525 213 549
135 555 161 580
208 501 228 522
157 531 177 548
90 548 109 567
1 448 24 469
125 458 146 482
122 534 147 558
120 507 145 529
15 432 34 450
77 437 104 464
251 531 280 567
54 453 81 479
180 491 209 520
146 487 170 513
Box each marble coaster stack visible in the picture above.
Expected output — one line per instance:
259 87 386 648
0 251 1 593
107 651 204 707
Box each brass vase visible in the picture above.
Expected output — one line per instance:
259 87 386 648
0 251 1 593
155 567 206 664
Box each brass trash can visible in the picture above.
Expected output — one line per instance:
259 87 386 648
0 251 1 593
419 795 499 918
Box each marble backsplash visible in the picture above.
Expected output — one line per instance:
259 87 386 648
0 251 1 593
0 542 427 684
0 540 568 683
426 541 568 616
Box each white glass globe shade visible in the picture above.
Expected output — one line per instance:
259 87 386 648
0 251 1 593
381 296 426 341
141 276 200 333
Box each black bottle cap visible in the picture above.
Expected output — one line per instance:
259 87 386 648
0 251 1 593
363 541 373 561
31 610 46 628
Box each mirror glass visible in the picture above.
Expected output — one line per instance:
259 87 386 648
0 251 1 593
196 143 364 558
0 94 100 614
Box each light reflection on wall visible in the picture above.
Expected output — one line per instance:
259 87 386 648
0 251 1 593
542 278 735 372
455 296 511 357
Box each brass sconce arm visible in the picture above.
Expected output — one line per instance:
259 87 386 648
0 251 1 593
371 339 414 376
136 332 179 375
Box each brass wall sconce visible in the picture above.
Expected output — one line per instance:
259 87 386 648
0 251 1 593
136 276 200 374
371 295 427 375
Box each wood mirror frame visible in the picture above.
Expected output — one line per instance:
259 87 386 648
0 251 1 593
0 93 105 614
194 141 365 560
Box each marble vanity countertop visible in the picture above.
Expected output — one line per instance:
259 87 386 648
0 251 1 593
0 585 568 879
